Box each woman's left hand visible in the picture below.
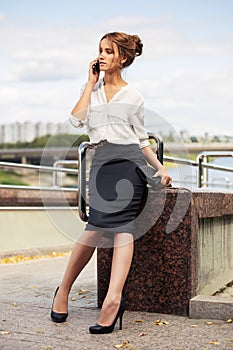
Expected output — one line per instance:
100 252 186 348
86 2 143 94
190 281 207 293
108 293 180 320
153 167 172 187
141 145 172 187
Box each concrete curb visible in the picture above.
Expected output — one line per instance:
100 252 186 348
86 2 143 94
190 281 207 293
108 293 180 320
189 295 233 320
0 245 73 259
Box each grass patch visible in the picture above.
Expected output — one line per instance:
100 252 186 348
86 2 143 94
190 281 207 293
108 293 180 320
0 171 28 186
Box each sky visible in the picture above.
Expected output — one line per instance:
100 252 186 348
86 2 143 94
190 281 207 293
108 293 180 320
0 0 233 136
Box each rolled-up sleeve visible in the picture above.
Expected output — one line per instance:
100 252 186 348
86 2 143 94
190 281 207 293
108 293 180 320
130 102 150 149
69 83 88 129
69 115 86 128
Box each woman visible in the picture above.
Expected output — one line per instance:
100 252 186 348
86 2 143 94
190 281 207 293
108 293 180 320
51 32 172 334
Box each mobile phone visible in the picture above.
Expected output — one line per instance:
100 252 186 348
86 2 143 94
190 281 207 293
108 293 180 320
92 61 100 74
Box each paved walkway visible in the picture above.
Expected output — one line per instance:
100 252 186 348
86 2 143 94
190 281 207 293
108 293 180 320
0 254 233 350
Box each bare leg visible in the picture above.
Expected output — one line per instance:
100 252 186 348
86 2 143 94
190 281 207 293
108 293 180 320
97 232 134 326
53 230 103 313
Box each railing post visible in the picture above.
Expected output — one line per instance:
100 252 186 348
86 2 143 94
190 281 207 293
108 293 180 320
196 151 233 188
148 133 164 164
197 154 203 188
53 161 62 187
78 142 91 222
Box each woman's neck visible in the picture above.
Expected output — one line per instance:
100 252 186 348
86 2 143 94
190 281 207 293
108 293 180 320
103 71 127 87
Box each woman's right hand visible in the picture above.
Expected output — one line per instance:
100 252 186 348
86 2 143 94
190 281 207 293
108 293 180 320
88 59 100 86
71 59 99 118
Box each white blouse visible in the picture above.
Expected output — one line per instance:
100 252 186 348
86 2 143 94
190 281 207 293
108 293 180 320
70 78 150 149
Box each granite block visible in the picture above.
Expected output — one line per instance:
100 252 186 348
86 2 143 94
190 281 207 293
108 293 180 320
97 188 233 317
97 188 197 316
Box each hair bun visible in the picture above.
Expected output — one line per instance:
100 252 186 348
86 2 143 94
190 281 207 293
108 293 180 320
131 34 143 56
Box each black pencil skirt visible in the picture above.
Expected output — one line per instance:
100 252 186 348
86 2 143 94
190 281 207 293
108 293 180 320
85 142 147 234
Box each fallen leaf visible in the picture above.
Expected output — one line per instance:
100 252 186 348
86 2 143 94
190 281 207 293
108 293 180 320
134 319 143 323
0 330 10 335
226 319 233 323
12 302 18 307
115 343 126 349
77 289 90 295
138 332 147 337
115 341 138 349
191 324 198 328
44 346 53 349
71 297 76 301
154 319 169 326
0 251 71 264
208 340 220 345
205 321 213 325
36 329 45 334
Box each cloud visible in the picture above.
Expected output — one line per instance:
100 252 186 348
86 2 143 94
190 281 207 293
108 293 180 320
0 26 100 82
0 15 232 135
0 79 80 122
0 13 6 22
1 16 232 82
133 67 233 136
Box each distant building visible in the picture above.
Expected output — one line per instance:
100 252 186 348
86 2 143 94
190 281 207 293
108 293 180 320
0 124 15 143
47 122 58 135
35 122 48 138
0 120 77 144
0 121 53 144
20 122 37 142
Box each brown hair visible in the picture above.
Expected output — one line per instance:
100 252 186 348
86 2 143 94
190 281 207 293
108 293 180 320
100 32 143 68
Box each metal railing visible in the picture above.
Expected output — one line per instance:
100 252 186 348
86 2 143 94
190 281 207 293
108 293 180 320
196 151 233 188
52 160 79 187
147 132 164 164
78 142 92 221
1 136 233 220
0 161 79 192
77 134 164 222
163 152 233 188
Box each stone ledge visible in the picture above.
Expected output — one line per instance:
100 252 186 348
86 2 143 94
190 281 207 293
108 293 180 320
0 244 73 260
0 188 78 206
189 295 233 320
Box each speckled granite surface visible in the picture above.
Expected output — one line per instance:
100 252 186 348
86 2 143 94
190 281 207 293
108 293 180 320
97 188 233 316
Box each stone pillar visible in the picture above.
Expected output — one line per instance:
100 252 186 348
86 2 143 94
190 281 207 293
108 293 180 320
97 189 197 316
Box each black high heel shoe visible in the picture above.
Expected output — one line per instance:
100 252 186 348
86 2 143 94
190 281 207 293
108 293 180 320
51 287 68 323
89 297 125 334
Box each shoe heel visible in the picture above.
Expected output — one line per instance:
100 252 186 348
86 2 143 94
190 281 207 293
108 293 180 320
89 297 125 334
51 286 68 323
119 314 123 330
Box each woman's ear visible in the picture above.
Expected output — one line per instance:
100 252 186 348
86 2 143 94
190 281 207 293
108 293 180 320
121 57 127 65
